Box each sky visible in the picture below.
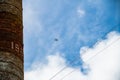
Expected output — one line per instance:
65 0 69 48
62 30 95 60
23 0 120 80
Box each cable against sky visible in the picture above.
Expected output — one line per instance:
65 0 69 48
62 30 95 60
59 35 120 80
48 25 119 80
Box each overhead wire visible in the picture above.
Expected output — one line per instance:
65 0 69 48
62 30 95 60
49 56 79 80
59 34 120 80
48 25 119 80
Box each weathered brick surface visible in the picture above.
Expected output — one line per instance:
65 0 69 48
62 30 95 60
0 0 22 10
0 0 22 18
0 0 23 80
0 72 21 80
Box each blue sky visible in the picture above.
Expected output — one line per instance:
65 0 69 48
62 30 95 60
23 0 120 79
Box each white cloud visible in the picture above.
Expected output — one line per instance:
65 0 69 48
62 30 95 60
25 53 86 80
77 8 86 17
81 31 120 80
25 31 120 80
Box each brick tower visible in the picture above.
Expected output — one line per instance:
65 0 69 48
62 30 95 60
0 0 23 80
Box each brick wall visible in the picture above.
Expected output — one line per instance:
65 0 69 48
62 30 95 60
0 0 23 80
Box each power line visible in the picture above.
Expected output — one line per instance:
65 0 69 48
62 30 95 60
85 36 120 62
49 57 78 80
49 67 67 80
59 36 120 80
48 25 119 80
60 70 75 80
